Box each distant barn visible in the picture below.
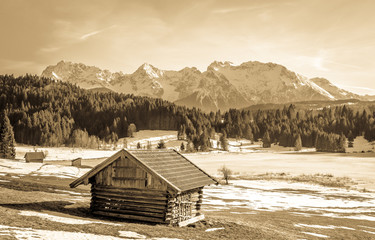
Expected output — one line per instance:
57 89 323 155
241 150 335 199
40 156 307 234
70 149 217 225
24 152 45 163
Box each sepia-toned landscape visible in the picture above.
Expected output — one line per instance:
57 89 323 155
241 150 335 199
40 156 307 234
1 0 375 239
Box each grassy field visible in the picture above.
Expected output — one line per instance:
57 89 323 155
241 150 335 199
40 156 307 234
0 173 294 240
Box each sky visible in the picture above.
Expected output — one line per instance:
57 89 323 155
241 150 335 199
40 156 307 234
1 0 374 95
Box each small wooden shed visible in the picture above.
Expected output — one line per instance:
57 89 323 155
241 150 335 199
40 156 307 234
70 149 217 225
71 158 82 167
24 152 45 163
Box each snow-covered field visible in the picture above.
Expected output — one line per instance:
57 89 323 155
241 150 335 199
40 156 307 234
2 131 375 239
203 180 375 219
202 180 375 238
186 151 375 191
15 130 179 161
16 145 118 161
1 156 375 239
0 158 91 179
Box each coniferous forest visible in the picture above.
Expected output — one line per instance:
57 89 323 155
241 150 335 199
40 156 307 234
1 74 375 152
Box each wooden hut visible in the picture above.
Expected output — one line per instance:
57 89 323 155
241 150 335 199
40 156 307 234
24 152 45 163
72 158 82 167
70 149 218 225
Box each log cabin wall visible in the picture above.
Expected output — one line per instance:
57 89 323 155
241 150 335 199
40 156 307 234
90 185 169 223
166 188 203 224
90 155 170 223
93 155 167 190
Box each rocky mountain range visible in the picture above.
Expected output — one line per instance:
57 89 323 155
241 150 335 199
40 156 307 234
41 60 366 111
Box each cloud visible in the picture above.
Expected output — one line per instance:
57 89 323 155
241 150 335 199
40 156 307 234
325 60 361 70
80 25 117 40
312 57 328 71
335 84 375 96
80 30 102 40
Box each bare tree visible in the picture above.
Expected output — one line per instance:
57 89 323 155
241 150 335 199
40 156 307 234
218 165 232 184
157 139 166 149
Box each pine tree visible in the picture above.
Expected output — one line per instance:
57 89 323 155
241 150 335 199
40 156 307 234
219 131 228 151
294 134 302 151
0 112 16 159
244 124 253 142
262 130 271 148
347 130 354 148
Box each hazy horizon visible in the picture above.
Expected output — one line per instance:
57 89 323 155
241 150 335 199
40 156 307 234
1 0 375 95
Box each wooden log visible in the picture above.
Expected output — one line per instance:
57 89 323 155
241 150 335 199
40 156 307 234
112 177 147 181
92 198 166 211
92 194 167 206
93 186 167 197
92 206 165 218
92 191 167 202
113 166 138 169
92 211 165 224
178 214 205 227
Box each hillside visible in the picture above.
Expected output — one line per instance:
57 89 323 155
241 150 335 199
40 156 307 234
41 60 366 112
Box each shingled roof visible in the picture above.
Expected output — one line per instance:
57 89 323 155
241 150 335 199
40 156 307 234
70 149 217 192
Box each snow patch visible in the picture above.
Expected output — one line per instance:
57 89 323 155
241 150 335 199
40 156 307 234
143 63 161 78
0 224 125 240
230 211 256 215
203 180 375 219
322 213 375 222
295 223 355 230
152 80 163 89
52 71 61 80
0 159 90 178
52 189 89 196
118 231 146 239
205 227 225 232
19 211 122 226
301 231 329 238
297 74 335 99
359 225 375 230
363 230 375 235
118 231 183 240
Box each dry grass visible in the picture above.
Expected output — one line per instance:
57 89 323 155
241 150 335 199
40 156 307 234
235 172 357 189
0 174 285 240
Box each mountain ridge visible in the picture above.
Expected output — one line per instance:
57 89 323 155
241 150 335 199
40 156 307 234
41 60 366 111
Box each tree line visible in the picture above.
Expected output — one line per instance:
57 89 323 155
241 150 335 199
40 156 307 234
1 74 375 153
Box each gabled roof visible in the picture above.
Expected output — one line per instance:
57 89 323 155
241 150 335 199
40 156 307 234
70 149 218 192
24 152 45 159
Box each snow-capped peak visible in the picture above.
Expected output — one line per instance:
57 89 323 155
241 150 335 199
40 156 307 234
140 63 163 78
208 61 234 71
295 74 335 100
